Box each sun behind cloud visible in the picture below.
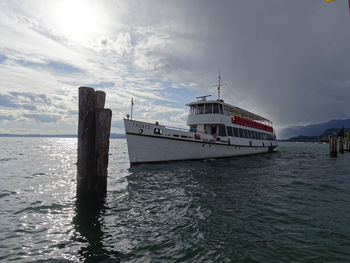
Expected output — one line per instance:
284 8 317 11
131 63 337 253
53 0 100 42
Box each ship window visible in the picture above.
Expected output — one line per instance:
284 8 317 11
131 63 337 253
205 103 212 114
190 105 196 115
249 130 253 139
258 132 262 140
239 128 244 138
213 103 219 114
190 125 197 133
154 128 163 135
197 104 204 114
218 125 227 136
244 129 249 138
227 126 233 136
233 128 239 137
224 106 230 116
219 104 223 114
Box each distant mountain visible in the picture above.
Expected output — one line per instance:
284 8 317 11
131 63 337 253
279 119 350 139
285 128 349 142
0 133 126 139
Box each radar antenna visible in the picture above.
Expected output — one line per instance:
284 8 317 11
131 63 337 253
196 95 212 101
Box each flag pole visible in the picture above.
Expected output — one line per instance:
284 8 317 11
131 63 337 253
130 98 134 120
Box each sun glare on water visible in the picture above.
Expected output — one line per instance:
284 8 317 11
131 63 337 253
54 0 100 41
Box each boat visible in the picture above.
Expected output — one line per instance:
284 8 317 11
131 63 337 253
124 76 278 166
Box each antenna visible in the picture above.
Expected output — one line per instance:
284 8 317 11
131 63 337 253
130 98 134 120
214 70 226 101
218 71 221 100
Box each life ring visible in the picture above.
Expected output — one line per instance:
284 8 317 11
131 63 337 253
138 128 143 134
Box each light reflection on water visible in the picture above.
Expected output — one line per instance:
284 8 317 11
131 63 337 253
0 139 350 262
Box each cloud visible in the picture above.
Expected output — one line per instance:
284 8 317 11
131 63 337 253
0 54 6 63
1 0 350 135
96 32 133 56
22 113 61 123
0 114 15 121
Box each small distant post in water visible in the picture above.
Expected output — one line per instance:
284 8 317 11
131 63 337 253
329 136 337 157
77 87 112 198
338 137 344 154
346 130 350 152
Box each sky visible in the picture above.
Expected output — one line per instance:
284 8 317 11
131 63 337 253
0 0 349 136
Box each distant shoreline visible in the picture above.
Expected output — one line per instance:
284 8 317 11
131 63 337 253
0 133 126 139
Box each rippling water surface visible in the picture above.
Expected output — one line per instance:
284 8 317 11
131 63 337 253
1 138 350 262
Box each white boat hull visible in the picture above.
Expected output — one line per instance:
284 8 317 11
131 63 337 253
124 119 277 166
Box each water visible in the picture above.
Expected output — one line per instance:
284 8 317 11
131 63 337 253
1 138 350 262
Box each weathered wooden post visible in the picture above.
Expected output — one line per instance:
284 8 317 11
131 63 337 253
338 136 344 154
77 87 112 198
329 136 337 157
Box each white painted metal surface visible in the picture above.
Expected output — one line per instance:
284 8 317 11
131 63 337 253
124 118 277 165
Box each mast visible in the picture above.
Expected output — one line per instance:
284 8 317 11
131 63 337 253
130 98 134 120
217 72 221 100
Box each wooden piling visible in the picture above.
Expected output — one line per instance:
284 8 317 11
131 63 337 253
329 136 337 157
77 87 112 198
338 137 344 154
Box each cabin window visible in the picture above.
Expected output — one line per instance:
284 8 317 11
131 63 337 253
154 128 163 135
219 104 223 114
227 126 233 136
218 125 227 136
190 105 196 115
224 106 230 116
249 130 253 139
233 128 239 137
213 103 219 114
258 132 262 140
205 103 212 114
190 125 197 133
197 104 204 114
239 128 244 138
244 129 249 138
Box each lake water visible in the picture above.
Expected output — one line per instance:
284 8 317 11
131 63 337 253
0 138 350 262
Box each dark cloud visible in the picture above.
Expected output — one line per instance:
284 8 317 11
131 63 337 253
123 0 350 130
